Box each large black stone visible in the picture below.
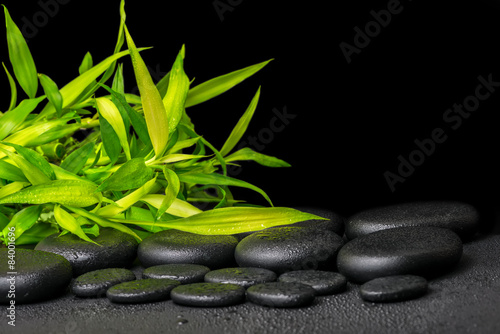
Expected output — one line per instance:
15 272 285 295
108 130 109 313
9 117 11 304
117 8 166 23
72 268 137 297
345 201 480 240
35 228 139 276
106 278 180 303
235 226 344 274
0 249 72 304
138 229 239 269
337 226 463 283
204 267 277 288
142 264 210 283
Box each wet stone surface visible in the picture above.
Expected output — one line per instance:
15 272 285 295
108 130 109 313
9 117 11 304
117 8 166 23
72 268 137 298
337 226 463 283
345 201 480 240
142 264 210 284
170 282 246 307
278 270 347 295
246 282 316 308
0 249 72 304
106 278 180 303
204 267 277 288
35 228 138 276
359 275 429 303
138 230 239 269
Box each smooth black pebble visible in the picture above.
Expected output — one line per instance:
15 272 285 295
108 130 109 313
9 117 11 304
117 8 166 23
0 249 72 304
235 226 344 274
142 264 210 283
72 268 136 297
278 270 347 295
359 275 428 303
337 226 463 283
138 229 239 269
106 278 180 303
204 267 277 288
35 228 138 276
345 201 479 240
246 282 316 308
170 282 246 307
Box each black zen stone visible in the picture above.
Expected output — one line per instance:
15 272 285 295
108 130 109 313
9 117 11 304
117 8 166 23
345 201 480 240
138 229 239 269
142 264 210 284
72 268 137 297
106 278 180 303
278 270 347 295
204 267 277 288
0 249 72 304
246 282 316 308
170 282 246 307
359 275 428 303
35 228 138 276
337 226 463 283
235 226 344 274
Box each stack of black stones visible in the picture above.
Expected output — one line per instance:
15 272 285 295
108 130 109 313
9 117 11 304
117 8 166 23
0 201 479 308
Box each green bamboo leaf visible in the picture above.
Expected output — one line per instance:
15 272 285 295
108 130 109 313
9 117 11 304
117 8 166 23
185 59 272 108
163 45 190 133
0 96 46 141
97 158 153 192
112 206 326 235
156 70 170 98
14 221 59 246
79 52 93 74
98 113 121 165
224 147 291 167
2 62 17 111
140 194 202 218
124 25 169 158
155 154 207 164
54 205 99 245
220 87 260 157
0 181 29 199
60 141 95 174
0 159 28 182
50 163 83 181
112 63 125 95
96 97 131 160
0 147 51 185
1 205 42 244
3 5 38 99
1 142 56 180
156 167 180 220
179 172 273 206
38 73 63 116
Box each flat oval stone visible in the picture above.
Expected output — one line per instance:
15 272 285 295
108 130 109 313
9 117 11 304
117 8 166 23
35 228 138 276
204 267 277 288
170 282 246 307
346 201 479 240
0 249 72 304
278 270 347 295
360 275 428 302
235 226 344 274
337 226 463 283
72 268 137 297
106 278 180 303
246 282 316 308
138 230 239 269
142 264 210 283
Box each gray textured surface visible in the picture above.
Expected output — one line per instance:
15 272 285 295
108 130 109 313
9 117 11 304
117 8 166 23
3 233 500 334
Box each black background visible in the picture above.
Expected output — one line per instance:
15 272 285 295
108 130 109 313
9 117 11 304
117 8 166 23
1 0 500 230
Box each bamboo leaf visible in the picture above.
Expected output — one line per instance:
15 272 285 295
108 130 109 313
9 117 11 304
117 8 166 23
95 97 131 160
14 222 59 246
38 73 63 117
2 62 17 111
224 147 291 167
220 86 260 157
0 159 28 182
0 147 51 185
124 25 169 158
155 167 180 220
54 204 99 245
1 205 42 243
185 59 272 108
60 141 95 174
97 158 153 192
79 52 93 74
140 194 202 217
0 181 29 200
98 112 121 165
3 5 38 99
0 96 46 141
1 142 56 180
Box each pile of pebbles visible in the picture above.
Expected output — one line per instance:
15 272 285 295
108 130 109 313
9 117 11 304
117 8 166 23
0 201 480 307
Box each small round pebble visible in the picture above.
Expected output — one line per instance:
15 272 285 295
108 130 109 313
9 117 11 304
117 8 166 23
106 278 180 303
246 282 316 308
142 264 210 283
204 267 277 288
360 275 428 303
170 282 246 307
72 268 137 297
278 270 347 295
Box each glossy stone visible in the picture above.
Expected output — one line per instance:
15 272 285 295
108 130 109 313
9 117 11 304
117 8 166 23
360 275 428 302
246 282 316 308
35 228 138 276
138 229 239 269
345 201 480 240
72 268 137 297
106 278 180 303
204 267 277 288
170 282 246 307
278 270 347 295
142 264 210 284
0 249 72 304
337 226 463 283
